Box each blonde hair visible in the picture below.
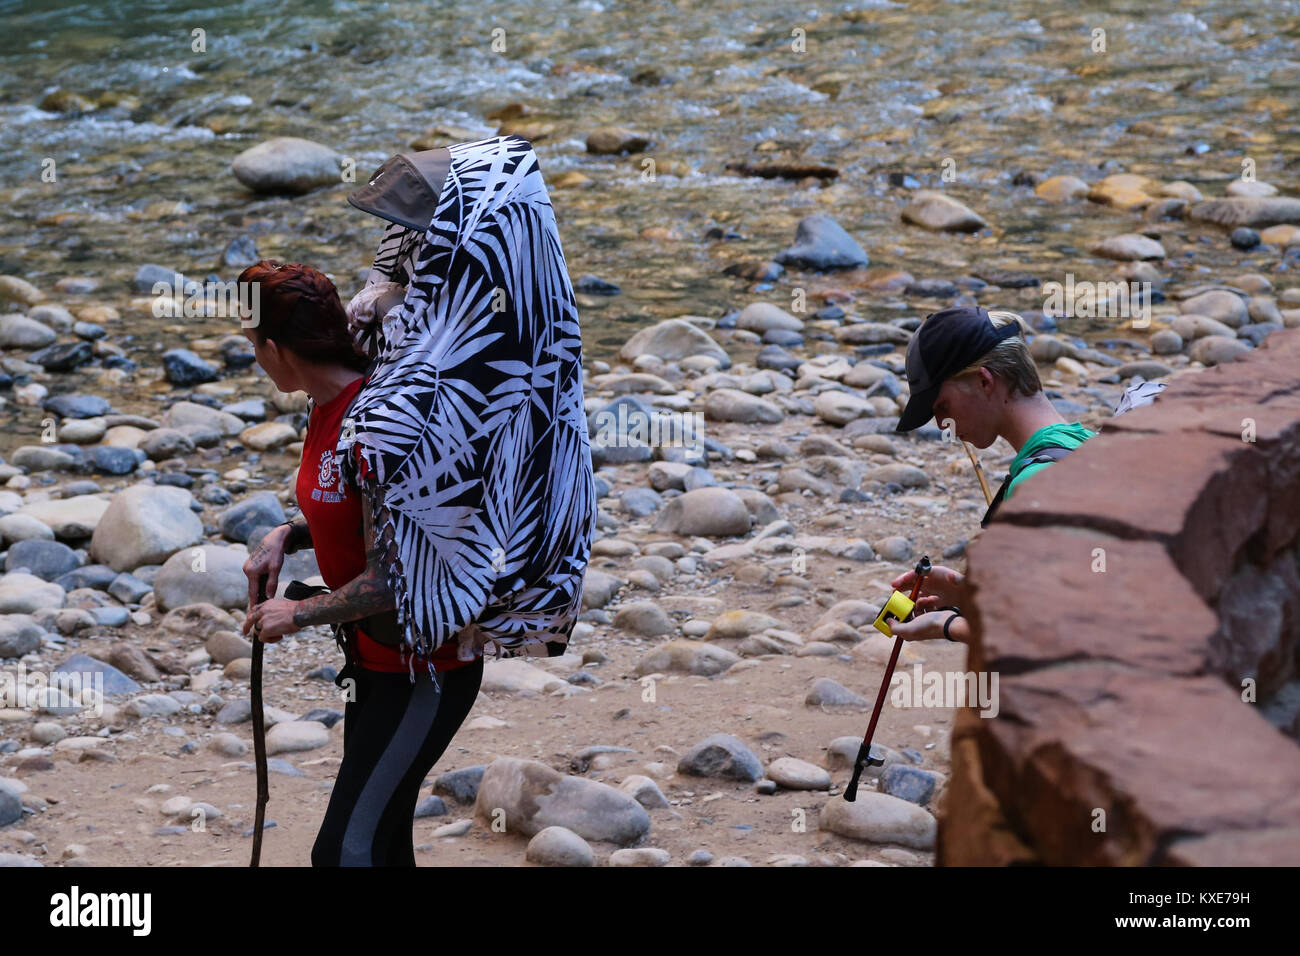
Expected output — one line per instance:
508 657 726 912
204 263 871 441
950 309 1042 397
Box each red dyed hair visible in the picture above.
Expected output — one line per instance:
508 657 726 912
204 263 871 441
237 260 369 373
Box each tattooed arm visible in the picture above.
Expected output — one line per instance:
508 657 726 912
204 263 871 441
291 493 396 630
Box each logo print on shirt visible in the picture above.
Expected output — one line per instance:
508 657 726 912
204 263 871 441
312 449 347 503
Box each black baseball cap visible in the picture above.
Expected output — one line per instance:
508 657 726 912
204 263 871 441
895 306 1024 432
347 147 451 232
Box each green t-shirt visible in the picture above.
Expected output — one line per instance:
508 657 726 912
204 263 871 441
1003 423 1096 501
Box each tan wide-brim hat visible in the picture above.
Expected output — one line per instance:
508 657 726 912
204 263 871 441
347 147 451 232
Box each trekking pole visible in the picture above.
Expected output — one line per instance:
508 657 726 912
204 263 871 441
844 556 931 802
250 573 270 866
962 441 993 505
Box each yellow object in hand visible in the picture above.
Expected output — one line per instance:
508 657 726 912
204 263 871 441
872 590 916 637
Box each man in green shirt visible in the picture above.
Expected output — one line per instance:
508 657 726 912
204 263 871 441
884 306 1096 643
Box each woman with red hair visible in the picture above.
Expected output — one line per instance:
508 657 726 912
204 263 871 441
237 135 595 867
237 259 485 866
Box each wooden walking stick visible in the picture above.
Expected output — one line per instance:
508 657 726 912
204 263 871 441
844 556 931 802
250 573 270 866
962 441 993 506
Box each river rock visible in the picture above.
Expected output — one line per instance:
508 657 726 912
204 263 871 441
474 756 651 844
900 190 987 232
832 322 911 346
11 446 76 472
0 514 54 545
676 734 764 782
218 492 285 543
619 775 671 809
882 764 943 806
865 464 929 489
0 314 57 349
231 137 341 194
819 791 937 849
813 390 875 426
1180 290 1248 328
525 826 595 866
57 418 106 443
705 610 782 640
1187 196 1300 229
6 539 78 581
1171 314 1236 341
19 495 110 539
0 572 66 613
773 214 869 270
1091 234 1166 260
1189 335 1250 366
239 422 298 451
736 303 803 334
161 401 245 436
651 487 751 536
480 658 567 695
612 601 674 638
1034 175 1089 202
586 128 650 155
767 757 832 790
806 678 869 707
1150 329 1183 355
90 484 203 572
633 640 737 676
619 318 730 368
152 545 249 611
0 276 44 307
703 388 783 424
266 720 329 755
138 428 196 460
608 848 670 866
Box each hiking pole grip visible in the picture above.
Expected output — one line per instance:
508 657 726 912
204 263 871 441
250 573 269 867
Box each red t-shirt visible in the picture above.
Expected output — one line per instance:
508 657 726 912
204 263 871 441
296 375 474 673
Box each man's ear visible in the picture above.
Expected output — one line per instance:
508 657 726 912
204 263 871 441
978 367 1000 397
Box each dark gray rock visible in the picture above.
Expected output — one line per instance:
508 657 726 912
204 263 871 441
299 708 344 728
433 764 488 805
55 564 119 591
6 539 80 581
774 214 869 271
53 652 142 696
882 764 941 806
414 795 447 818
162 349 218 386
218 492 286 543
87 446 140 475
42 393 111 419
677 733 764 782
108 572 153 603
29 342 93 372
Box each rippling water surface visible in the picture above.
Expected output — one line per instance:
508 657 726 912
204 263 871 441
0 0 1297 367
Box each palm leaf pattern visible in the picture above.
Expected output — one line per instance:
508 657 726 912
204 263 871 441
337 135 596 675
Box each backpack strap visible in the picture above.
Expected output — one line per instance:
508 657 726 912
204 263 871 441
981 445 1075 528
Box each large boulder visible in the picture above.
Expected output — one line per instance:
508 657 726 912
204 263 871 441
231 137 341 194
473 757 651 845
651 487 752 537
17 495 110 540
90 484 204 572
152 545 249 611
619 319 730 368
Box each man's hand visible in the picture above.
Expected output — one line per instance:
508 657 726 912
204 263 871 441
889 610 967 643
891 564 965 614
243 598 302 643
244 526 290 612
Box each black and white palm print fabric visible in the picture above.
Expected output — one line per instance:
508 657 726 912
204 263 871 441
337 134 596 676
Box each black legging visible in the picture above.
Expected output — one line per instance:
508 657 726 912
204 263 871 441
311 655 484 866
